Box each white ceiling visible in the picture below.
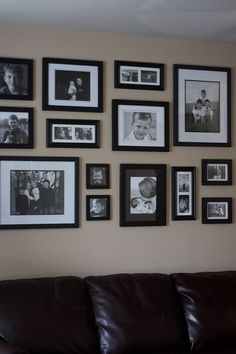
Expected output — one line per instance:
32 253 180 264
1 0 236 43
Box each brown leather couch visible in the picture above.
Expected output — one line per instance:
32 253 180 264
0 271 235 353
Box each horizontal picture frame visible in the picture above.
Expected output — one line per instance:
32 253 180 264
42 57 103 112
114 60 164 90
46 119 100 148
202 159 232 185
202 197 232 224
0 107 33 148
112 99 169 151
86 195 110 221
173 64 231 146
86 163 110 189
0 156 79 229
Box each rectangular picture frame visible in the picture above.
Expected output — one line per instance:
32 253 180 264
173 64 231 146
202 197 232 224
86 163 110 189
112 99 169 151
120 164 166 227
0 156 79 229
202 159 232 185
86 195 110 221
42 57 103 112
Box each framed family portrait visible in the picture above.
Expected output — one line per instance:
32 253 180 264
0 107 33 148
86 195 110 221
112 99 169 151
173 64 231 146
202 197 232 224
46 119 100 148
114 60 164 90
0 156 79 229
172 166 196 220
120 164 166 227
0 57 33 100
202 159 232 185
86 164 110 189
42 58 103 112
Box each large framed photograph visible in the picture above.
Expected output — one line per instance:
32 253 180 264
173 64 231 146
46 119 100 148
86 164 110 189
172 166 196 220
42 58 103 112
86 195 110 221
202 159 232 185
0 57 33 100
202 197 232 224
120 164 166 227
0 156 79 229
0 107 33 148
114 60 164 90
112 100 169 151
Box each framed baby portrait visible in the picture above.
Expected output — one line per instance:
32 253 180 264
0 107 33 148
86 164 110 189
172 166 196 221
120 164 166 227
201 159 232 185
112 99 169 151
202 197 232 224
86 195 110 221
173 64 231 146
42 58 103 112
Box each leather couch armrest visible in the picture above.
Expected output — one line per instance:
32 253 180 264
0 338 29 354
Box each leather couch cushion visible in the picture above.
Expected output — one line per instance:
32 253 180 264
172 271 236 351
85 273 189 354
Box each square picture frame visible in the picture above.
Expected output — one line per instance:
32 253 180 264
120 164 166 227
0 57 33 100
46 119 100 148
112 99 169 151
114 60 164 90
86 164 110 189
42 57 103 112
172 166 196 220
173 64 231 146
0 156 79 229
86 195 110 221
202 159 232 185
202 197 232 224
0 107 33 148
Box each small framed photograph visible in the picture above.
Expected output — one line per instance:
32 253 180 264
42 58 103 112
86 164 110 189
46 119 100 148
120 164 166 227
172 166 196 220
173 64 231 146
0 57 33 100
0 156 79 229
202 159 232 185
86 195 110 221
114 60 164 90
202 197 232 224
0 107 33 148
112 99 169 151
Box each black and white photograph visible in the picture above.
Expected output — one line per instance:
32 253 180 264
42 58 103 112
173 64 231 146
0 107 33 148
202 159 232 185
0 57 33 100
112 100 169 151
86 164 110 189
130 176 157 215
202 198 232 224
86 195 110 221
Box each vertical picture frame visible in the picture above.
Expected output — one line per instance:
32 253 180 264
86 164 110 189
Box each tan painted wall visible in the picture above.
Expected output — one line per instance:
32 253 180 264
0 28 235 280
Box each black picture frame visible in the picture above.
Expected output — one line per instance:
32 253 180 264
172 166 196 221
0 156 79 229
173 64 231 146
86 195 110 221
42 57 103 112
46 119 100 148
120 164 166 227
202 197 232 224
114 60 164 90
112 99 169 151
0 107 33 148
201 159 232 185
0 57 33 100
86 164 110 189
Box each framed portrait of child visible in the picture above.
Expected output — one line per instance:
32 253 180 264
86 164 110 189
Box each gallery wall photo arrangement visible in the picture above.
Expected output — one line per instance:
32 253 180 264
42 57 103 112
202 159 232 185
173 64 231 146
86 163 110 189
0 57 33 100
202 197 232 224
0 156 79 229
86 195 110 221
